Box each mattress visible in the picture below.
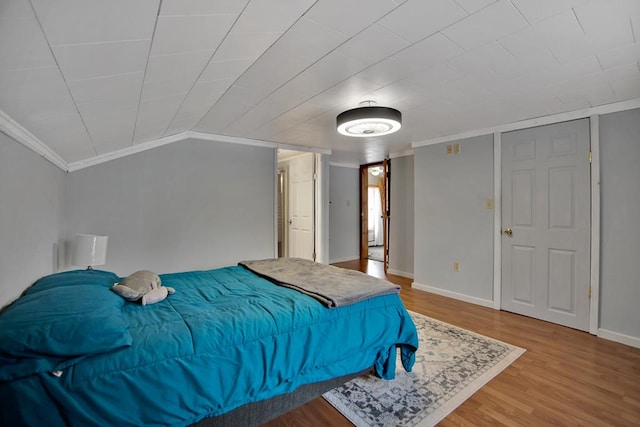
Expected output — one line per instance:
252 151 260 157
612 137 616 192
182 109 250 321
0 266 418 427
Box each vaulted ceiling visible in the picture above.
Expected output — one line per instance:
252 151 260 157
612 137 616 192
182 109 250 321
1 0 639 168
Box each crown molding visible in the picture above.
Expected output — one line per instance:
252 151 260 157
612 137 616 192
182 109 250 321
67 132 188 172
188 131 331 155
187 131 279 149
329 162 360 168
67 131 331 171
276 141 331 155
0 108 333 173
412 98 640 148
0 110 69 171
389 148 414 159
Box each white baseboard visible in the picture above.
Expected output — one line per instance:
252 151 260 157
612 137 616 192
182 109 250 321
329 256 359 264
411 282 495 308
387 268 414 279
598 328 640 349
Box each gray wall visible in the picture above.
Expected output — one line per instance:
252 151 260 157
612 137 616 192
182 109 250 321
414 135 494 303
599 108 640 340
329 165 359 263
65 138 275 276
389 155 414 277
3 108 639 345
0 133 66 307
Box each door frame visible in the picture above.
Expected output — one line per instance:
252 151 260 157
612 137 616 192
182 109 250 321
274 150 327 263
277 167 289 258
492 118 601 335
359 160 390 271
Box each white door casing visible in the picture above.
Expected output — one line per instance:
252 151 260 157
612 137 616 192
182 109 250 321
288 153 315 260
501 119 591 331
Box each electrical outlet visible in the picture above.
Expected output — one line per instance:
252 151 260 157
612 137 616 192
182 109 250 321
453 262 460 272
485 198 494 210
453 143 460 154
446 144 453 154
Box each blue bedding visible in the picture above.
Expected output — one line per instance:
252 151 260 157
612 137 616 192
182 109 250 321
0 266 418 427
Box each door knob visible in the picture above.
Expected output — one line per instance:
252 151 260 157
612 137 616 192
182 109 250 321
503 227 513 237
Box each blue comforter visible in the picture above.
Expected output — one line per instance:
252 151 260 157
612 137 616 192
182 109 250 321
0 266 418 427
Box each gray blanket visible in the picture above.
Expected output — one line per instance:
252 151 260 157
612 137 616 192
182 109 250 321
239 258 400 308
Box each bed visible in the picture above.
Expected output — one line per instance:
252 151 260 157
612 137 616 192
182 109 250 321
0 259 418 427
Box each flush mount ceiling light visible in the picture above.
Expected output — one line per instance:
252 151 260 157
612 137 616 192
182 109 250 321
336 101 402 137
370 166 384 176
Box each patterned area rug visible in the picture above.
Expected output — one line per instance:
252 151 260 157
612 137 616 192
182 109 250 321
323 311 525 426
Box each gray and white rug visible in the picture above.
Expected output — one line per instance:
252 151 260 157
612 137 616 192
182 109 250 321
323 311 525 426
367 246 384 262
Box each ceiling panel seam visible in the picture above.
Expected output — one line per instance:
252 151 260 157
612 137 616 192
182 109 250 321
187 1 321 134
130 0 164 147
27 0 97 156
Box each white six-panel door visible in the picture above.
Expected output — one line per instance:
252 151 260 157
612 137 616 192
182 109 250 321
501 119 591 331
288 153 315 260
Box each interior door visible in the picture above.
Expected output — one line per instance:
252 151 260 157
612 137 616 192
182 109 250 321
288 153 315 260
501 119 591 331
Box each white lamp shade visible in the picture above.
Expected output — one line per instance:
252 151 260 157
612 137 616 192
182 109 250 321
72 234 108 268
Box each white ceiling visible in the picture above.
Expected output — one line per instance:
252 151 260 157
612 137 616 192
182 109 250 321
1 0 639 167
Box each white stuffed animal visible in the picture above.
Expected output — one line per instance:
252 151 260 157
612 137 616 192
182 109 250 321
111 270 175 305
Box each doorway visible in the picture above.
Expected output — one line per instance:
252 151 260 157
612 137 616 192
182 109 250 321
277 149 319 261
360 160 389 271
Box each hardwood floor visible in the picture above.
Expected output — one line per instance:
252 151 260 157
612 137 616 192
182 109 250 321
264 259 640 426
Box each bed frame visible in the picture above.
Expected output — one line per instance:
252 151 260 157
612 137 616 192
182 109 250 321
192 368 369 426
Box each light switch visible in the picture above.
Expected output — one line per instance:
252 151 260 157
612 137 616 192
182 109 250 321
446 144 453 154
453 262 460 272
453 143 460 154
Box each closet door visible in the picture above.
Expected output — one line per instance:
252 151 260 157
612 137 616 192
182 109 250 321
501 119 590 331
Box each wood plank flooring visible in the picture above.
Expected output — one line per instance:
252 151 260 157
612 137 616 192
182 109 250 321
264 259 640 426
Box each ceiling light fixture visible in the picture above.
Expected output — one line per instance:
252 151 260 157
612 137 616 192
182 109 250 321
370 166 384 176
336 101 402 137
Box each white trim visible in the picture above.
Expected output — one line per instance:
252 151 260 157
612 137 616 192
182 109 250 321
314 153 321 262
389 148 414 159
68 132 188 171
412 98 640 148
68 131 330 171
278 141 331 155
493 132 502 310
0 110 69 171
387 268 414 279
329 162 360 169
598 329 640 349
188 131 278 148
589 115 601 335
189 131 331 154
411 282 494 308
314 153 329 264
280 165 290 258
273 149 279 259
329 256 360 264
